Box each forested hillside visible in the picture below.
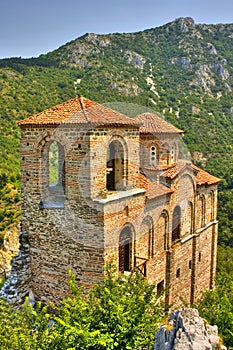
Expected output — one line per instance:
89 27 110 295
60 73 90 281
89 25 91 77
0 16 233 274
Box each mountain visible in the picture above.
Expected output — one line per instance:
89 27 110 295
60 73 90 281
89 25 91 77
0 17 233 270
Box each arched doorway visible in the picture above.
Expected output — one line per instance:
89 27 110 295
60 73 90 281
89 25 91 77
119 226 133 273
106 140 125 191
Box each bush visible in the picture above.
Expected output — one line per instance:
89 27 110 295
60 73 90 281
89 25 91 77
0 265 165 350
197 273 233 348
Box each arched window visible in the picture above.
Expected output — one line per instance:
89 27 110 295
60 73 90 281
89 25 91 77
172 206 181 242
163 143 170 165
200 195 206 227
40 140 65 206
187 202 194 235
49 141 59 186
171 144 176 164
106 140 125 191
49 141 65 191
210 191 215 221
141 216 154 259
150 145 157 166
160 211 169 250
119 226 133 273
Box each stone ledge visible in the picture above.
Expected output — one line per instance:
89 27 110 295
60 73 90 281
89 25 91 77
181 234 195 244
94 188 146 204
196 220 218 234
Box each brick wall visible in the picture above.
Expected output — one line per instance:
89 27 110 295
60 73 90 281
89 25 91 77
3 120 218 308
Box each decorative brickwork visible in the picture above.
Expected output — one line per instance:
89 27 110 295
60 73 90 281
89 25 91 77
1 96 221 307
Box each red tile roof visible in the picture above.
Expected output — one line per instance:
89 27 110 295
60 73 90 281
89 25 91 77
18 96 138 127
161 162 188 179
191 164 221 185
162 161 221 185
140 173 173 199
134 113 183 134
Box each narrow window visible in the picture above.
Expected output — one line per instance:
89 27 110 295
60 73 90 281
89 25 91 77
172 206 181 242
49 141 59 186
187 202 193 235
150 145 157 166
211 191 215 221
47 141 65 202
200 195 206 227
107 140 125 191
161 212 169 250
141 217 154 259
171 144 176 163
124 206 129 217
40 139 65 207
176 268 180 278
119 227 132 273
157 280 164 295
148 225 153 258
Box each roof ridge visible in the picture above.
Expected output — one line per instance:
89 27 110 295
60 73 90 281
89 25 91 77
78 95 91 123
17 96 137 126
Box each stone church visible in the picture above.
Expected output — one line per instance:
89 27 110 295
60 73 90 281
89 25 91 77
1 96 220 307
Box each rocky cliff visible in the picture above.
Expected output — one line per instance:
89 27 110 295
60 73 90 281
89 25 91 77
154 308 227 350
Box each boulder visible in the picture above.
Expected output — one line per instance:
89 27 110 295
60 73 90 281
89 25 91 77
154 308 227 350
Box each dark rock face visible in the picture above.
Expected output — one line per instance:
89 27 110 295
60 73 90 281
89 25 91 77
0 232 31 305
154 308 227 350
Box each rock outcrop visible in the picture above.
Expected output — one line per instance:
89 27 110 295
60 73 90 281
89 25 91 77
154 308 227 350
0 230 19 278
0 231 31 305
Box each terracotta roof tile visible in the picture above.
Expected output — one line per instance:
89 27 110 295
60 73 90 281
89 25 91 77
162 162 221 185
140 173 173 199
18 96 138 127
162 162 188 179
191 164 221 185
134 112 183 134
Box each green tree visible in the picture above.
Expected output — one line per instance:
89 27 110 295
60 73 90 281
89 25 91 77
0 266 165 350
197 273 233 348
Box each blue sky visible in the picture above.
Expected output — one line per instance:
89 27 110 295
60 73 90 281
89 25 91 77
1 0 233 59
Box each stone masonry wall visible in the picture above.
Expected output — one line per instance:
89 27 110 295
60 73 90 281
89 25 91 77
16 125 106 304
1 121 218 308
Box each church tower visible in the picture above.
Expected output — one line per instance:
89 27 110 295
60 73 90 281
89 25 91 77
1 96 220 307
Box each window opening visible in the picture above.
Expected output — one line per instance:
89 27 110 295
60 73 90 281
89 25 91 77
211 191 215 220
171 145 175 163
157 280 164 295
187 202 193 235
49 141 59 186
141 217 154 259
107 140 125 191
172 206 181 242
200 195 206 227
44 140 65 205
150 145 157 166
119 227 132 273
124 206 129 217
